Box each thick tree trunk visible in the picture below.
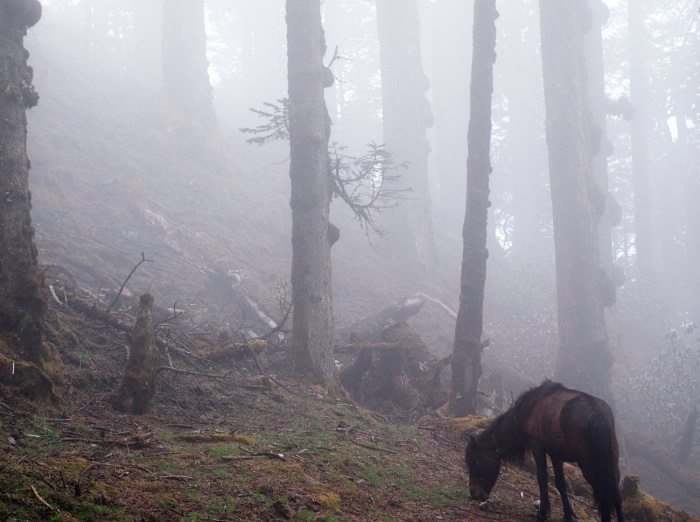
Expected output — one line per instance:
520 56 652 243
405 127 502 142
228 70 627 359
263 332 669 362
376 0 438 278
111 293 158 414
539 0 613 405
0 0 55 392
162 0 217 137
449 0 498 417
286 0 335 385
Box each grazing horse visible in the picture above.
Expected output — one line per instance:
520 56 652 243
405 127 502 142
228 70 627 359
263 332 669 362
465 380 624 521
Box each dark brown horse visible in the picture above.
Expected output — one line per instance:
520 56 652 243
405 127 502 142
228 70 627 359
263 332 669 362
465 380 624 521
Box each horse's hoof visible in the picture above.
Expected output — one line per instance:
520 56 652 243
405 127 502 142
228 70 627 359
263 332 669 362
536 513 548 521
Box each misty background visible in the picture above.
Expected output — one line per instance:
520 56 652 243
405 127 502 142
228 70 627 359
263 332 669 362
16 0 700 515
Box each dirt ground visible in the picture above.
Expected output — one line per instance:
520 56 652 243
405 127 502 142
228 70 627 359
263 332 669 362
0 299 612 522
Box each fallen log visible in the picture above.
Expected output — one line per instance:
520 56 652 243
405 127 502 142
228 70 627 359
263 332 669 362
623 425 700 500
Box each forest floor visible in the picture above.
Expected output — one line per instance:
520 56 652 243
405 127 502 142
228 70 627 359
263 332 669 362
0 301 608 522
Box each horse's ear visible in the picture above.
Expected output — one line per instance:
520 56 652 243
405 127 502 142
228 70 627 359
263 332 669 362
467 433 477 446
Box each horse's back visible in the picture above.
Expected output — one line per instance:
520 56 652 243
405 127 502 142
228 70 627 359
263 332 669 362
524 386 616 463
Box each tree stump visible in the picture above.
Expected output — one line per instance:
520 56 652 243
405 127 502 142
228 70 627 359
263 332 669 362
111 293 158 414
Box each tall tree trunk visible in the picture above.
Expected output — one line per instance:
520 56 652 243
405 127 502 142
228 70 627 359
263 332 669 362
584 1 626 367
286 0 335 385
539 0 613 405
0 0 57 401
162 0 217 137
376 0 438 279
628 0 654 278
449 0 498 417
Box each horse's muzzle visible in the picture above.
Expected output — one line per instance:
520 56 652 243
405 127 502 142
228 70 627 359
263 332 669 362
470 487 489 502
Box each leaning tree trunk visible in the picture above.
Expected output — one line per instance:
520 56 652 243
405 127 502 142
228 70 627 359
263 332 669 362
0 0 58 401
449 0 498 417
286 0 335 385
111 293 158 414
539 0 613 405
376 0 438 279
162 0 217 139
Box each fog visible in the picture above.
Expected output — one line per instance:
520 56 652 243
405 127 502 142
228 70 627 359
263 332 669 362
16 0 700 516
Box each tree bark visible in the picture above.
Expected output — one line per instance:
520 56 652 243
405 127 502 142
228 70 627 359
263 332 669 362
449 0 498 417
111 293 158 414
286 0 335 385
376 0 438 278
0 0 54 384
539 0 613 405
162 0 217 137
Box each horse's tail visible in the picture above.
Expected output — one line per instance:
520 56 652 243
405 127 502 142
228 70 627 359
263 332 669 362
587 413 624 521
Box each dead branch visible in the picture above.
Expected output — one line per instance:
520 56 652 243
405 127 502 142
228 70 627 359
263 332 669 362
106 252 153 313
416 292 458 320
346 438 397 454
241 333 301 397
31 485 58 512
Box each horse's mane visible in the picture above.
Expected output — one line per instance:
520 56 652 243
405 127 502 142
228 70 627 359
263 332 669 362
477 380 566 465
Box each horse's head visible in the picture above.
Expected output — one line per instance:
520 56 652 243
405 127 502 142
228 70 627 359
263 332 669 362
465 433 501 501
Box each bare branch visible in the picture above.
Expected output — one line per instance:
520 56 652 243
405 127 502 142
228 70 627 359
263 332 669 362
106 252 153 313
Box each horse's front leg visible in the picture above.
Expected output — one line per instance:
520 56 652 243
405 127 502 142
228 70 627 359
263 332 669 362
531 442 550 520
551 457 577 521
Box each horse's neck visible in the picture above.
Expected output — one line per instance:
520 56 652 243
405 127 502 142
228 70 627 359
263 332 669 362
491 411 522 453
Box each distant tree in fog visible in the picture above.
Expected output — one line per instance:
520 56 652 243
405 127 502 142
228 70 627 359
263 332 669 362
286 0 336 385
376 0 438 278
162 0 218 140
449 0 498 417
539 0 613 405
0 0 58 402
132 0 162 90
628 0 653 280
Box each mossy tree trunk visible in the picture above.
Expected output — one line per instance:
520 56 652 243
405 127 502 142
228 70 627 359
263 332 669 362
286 0 335 385
449 0 498 417
539 0 613 405
0 0 58 401
376 0 438 279
111 293 158 414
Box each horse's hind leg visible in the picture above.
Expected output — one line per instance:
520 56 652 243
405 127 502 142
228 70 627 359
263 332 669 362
551 457 577 521
532 443 551 520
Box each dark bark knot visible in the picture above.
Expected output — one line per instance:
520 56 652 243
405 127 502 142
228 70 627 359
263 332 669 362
6 0 43 28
